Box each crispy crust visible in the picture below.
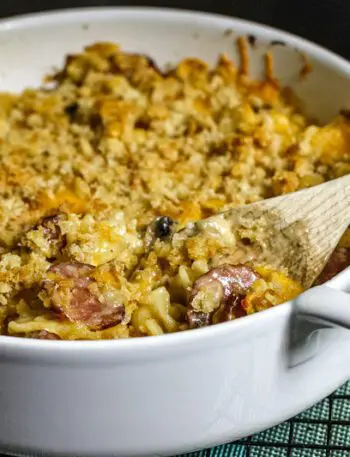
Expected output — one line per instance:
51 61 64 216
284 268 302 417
0 40 348 339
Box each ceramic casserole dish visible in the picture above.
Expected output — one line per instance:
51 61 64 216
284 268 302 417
1 7 350 457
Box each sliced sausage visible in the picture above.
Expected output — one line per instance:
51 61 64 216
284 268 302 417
43 262 125 330
187 310 211 329
41 215 62 240
49 261 94 282
315 247 350 285
28 330 61 340
190 264 259 300
35 214 67 250
187 264 258 328
220 294 245 321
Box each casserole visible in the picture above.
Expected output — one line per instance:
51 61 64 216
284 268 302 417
1 7 350 456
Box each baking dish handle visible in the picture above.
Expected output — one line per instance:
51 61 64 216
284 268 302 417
294 285 350 329
289 285 350 367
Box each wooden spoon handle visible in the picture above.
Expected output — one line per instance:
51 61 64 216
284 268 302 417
221 174 350 287
259 175 350 286
261 174 350 249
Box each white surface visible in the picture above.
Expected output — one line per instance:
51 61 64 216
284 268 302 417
1 7 350 457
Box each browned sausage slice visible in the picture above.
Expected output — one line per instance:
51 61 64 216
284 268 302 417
49 262 94 282
36 214 67 249
28 330 61 340
43 262 125 330
315 247 350 285
187 264 258 328
186 310 211 329
190 264 259 300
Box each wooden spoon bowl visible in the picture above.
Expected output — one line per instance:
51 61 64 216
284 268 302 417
178 174 350 288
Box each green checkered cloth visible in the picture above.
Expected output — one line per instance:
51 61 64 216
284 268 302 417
178 380 350 457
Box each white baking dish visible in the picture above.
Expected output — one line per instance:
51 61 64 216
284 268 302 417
1 7 350 457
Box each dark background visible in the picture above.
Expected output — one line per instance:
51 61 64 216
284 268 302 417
0 0 349 60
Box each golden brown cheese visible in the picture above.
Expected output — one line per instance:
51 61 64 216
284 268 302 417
0 42 349 339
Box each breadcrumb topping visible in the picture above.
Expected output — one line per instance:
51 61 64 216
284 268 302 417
0 42 349 339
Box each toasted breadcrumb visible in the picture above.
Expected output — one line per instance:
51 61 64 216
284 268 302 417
0 42 349 339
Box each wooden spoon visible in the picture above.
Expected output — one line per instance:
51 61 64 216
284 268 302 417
177 174 350 288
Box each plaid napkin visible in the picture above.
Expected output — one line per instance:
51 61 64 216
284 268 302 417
179 380 350 457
